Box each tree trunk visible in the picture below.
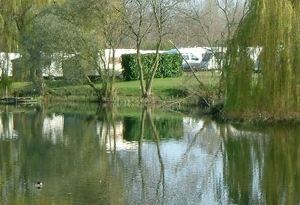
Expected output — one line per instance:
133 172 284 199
137 44 147 98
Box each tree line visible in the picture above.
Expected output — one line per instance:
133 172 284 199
0 0 244 101
2 0 299 119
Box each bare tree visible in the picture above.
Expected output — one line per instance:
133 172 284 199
119 0 178 101
216 0 250 43
76 0 126 103
176 0 250 47
175 0 250 101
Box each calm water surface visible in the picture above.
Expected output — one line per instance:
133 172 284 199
0 106 299 205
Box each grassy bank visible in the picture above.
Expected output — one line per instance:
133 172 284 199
10 72 220 106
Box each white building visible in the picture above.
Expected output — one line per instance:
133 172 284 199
0 53 21 77
1 47 264 78
165 46 264 70
165 47 225 70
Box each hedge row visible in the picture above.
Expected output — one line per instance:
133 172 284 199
121 53 183 81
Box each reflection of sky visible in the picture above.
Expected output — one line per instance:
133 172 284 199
64 115 268 204
42 114 64 144
0 111 269 204
0 113 18 140
114 117 225 204
97 121 138 151
114 117 267 204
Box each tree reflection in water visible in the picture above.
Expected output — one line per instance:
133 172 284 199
0 106 299 204
145 107 165 204
97 106 166 204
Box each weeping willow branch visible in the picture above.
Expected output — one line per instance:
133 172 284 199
224 0 300 119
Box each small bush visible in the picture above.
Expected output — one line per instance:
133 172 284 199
121 53 182 81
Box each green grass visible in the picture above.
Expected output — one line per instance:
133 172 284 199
117 72 219 99
10 71 220 104
11 82 31 90
117 77 185 97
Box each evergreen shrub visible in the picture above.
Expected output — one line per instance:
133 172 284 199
121 53 182 81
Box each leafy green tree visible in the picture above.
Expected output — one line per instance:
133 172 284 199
26 0 125 102
224 0 300 119
0 0 65 95
66 0 125 102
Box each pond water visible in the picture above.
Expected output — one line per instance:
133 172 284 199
0 105 299 205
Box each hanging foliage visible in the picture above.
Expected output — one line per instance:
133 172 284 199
224 0 300 119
